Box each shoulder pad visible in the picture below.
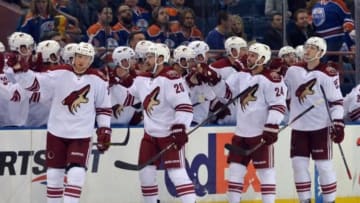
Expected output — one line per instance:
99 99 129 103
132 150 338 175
317 63 338 77
262 69 282 83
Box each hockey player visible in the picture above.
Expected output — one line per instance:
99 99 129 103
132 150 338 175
172 44 216 125
61 43 78 65
344 84 360 122
7 42 112 203
278 45 297 67
21 40 62 127
123 43 197 203
284 36 344 203
110 46 143 125
202 42 287 203
207 36 248 124
134 40 154 73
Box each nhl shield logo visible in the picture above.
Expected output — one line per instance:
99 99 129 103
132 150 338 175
312 7 325 27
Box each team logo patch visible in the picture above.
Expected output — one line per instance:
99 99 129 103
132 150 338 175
112 104 124 119
143 86 160 116
295 78 317 104
312 7 325 27
62 84 90 114
239 84 259 111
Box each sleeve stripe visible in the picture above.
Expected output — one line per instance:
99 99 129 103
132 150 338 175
96 108 112 116
329 99 343 108
225 84 232 100
269 105 286 114
350 108 360 121
26 78 40 92
124 94 134 106
175 104 193 113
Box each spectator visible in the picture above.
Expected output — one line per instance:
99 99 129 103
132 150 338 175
287 0 307 16
146 6 179 48
124 0 151 32
165 0 188 24
65 0 98 38
112 4 141 46
311 0 354 61
287 8 314 47
263 12 283 50
173 7 203 45
87 6 118 48
128 31 146 49
19 0 58 43
205 10 231 50
229 14 247 41
144 0 163 16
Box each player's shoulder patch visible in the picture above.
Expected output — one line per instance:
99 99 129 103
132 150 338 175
262 69 282 83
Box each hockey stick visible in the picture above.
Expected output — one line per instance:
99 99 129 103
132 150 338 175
93 125 131 146
114 89 245 171
225 98 325 156
319 85 352 180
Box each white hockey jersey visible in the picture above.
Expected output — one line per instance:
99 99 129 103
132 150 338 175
125 67 193 137
343 84 360 121
284 63 344 131
110 82 140 124
212 69 287 137
209 57 244 124
188 83 216 124
14 65 112 138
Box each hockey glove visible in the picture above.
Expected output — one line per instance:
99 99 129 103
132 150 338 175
170 124 188 150
210 99 231 122
262 124 279 145
96 127 112 152
185 70 201 88
199 63 221 86
331 119 345 143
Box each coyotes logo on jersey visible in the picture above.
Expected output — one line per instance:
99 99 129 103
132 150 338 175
143 86 160 116
62 84 90 114
112 103 124 119
240 84 259 111
295 78 317 104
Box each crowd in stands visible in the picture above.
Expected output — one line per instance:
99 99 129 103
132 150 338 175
0 0 357 128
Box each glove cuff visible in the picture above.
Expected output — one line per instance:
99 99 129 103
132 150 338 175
97 127 112 136
264 124 279 133
171 124 186 133
333 119 345 128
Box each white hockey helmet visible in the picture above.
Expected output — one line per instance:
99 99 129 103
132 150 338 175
248 42 271 67
112 46 136 69
188 40 209 62
146 43 170 64
278 45 296 58
295 45 304 60
0 41 5 52
36 40 61 64
224 36 247 58
8 32 35 55
74 42 95 64
304 36 327 58
173 45 195 68
61 43 78 64
135 40 154 60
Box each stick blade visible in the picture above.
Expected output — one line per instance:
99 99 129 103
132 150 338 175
114 160 142 171
224 143 250 156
